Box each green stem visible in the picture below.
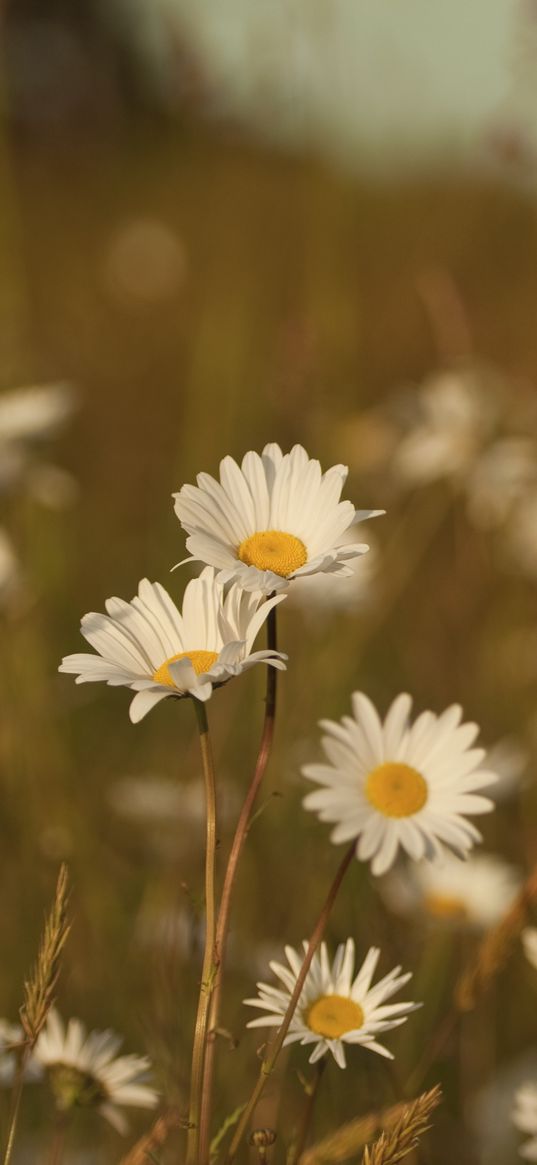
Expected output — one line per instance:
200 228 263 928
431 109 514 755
2 1046 29 1165
225 842 356 1165
198 605 279 1165
186 699 218 1165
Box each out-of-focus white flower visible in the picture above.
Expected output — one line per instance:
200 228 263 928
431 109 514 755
108 774 239 829
513 1081 537 1160
393 370 499 486
0 384 75 447
288 531 378 618
244 939 419 1067
392 367 537 543
466 438 537 530
0 1021 41 1086
522 927 537 971
471 1054 537 1165
303 691 497 876
0 383 77 504
380 852 521 929
0 529 22 608
35 1010 158 1135
481 737 528 802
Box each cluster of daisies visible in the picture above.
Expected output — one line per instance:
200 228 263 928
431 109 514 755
57 444 533 1151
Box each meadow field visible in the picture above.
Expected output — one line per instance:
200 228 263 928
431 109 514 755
1 81 537 1164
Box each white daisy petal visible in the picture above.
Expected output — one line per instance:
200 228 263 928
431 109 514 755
513 1083 537 1160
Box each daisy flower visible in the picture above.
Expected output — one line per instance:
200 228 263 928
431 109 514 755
392 369 500 487
0 383 75 448
59 566 286 721
380 852 521 930
513 1083 537 1161
522 927 537 972
34 1010 158 1135
244 939 418 1068
173 443 382 594
0 1020 41 1086
302 692 497 876
288 530 378 619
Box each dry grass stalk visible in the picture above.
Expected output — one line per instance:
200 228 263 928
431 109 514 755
20 864 70 1046
361 1086 441 1165
455 863 537 1012
119 1109 182 1164
299 1093 431 1165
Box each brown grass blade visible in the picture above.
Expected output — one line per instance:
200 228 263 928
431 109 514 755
361 1086 441 1165
299 1087 440 1165
19 863 70 1046
119 1109 182 1164
455 863 537 1012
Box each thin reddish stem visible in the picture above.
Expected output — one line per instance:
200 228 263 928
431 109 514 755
225 842 356 1165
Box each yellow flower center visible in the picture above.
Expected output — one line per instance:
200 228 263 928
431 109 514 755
306 994 364 1039
365 761 428 818
237 530 307 577
152 650 218 687
424 893 468 920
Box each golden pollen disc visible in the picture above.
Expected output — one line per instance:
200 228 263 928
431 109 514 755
365 761 428 818
237 530 307 577
306 994 364 1039
424 893 468 920
152 650 218 687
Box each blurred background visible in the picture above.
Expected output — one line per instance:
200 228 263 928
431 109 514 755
2 0 537 1160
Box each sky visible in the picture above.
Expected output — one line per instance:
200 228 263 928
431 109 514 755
123 0 526 170
176 0 517 165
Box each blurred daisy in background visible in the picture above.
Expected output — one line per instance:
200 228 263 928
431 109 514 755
0 382 78 614
522 927 537 971
391 366 537 543
174 442 381 594
244 939 419 1068
0 383 78 507
380 852 521 929
481 736 529 802
0 529 22 611
59 566 286 720
465 437 537 531
302 692 497 875
393 369 499 487
108 773 239 830
288 529 378 620
513 1082 537 1160
108 774 240 863
0 383 75 452
35 1010 158 1134
0 1020 40 1086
